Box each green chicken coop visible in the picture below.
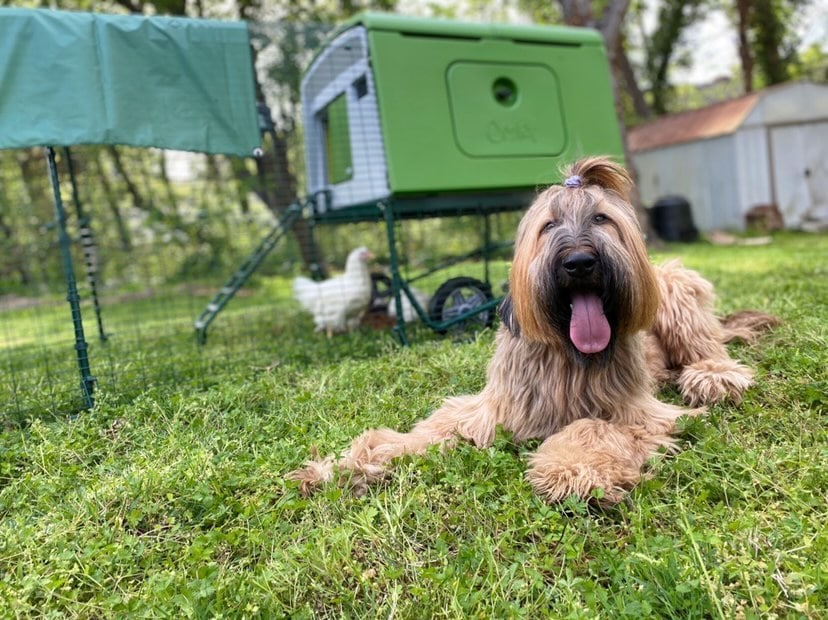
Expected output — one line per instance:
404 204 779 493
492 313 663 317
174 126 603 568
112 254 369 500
301 12 623 213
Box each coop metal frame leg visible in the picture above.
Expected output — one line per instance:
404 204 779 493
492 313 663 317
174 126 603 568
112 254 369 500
381 201 410 346
46 147 95 410
483 212 491 285
64 147 107 342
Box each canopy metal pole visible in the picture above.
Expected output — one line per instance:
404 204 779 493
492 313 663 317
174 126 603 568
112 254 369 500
46 146 95 410
63 146 107 342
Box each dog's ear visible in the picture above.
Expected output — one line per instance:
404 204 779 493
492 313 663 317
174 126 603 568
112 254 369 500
498 294 521 337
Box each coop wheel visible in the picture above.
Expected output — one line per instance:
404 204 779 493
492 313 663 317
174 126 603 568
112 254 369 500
370 273 392 310
428 277 494 334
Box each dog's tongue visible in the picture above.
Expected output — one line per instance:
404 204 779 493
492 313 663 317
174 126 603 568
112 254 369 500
570 293 611 354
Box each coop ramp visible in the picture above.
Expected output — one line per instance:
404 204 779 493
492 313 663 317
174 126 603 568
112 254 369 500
194 203 304 344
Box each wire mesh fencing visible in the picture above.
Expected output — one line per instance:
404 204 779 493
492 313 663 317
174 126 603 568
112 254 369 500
0 143 519 426
0 18 554 425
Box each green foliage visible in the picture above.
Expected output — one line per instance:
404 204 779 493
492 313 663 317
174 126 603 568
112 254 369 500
1 232 826 616
642 0 708 114
669 78 745 112
516 0 562 23
791 43 828 83
732 0 813 90
749 0 802 86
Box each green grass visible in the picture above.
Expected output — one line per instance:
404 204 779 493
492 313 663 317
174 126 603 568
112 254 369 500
1 232 826 618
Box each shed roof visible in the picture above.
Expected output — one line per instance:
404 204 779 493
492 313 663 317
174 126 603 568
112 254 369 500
628 93 759 153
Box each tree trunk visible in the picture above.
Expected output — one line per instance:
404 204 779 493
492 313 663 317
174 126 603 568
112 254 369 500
263 128 326 279
157 151 179 217
0 199 31 285
647 0 690 115
229 158 252 215
94 150 132 250
614 36 652 119
736 0 754 92
17 151 59 283
107 146 151 215
558 0 594 26
137 150 157 215
751 0 789 86
233 34 329 278
557 0 654 238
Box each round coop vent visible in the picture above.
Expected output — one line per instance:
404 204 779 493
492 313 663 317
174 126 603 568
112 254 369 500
492 77 518 107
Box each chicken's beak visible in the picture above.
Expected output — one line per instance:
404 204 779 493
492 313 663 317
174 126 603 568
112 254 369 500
362 249 375 261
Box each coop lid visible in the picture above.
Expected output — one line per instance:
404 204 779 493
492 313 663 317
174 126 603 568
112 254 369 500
0 8 261 157
303 12 604 74
352 12 603 44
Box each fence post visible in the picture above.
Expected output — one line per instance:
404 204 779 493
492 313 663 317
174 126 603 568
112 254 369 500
46 147 96 410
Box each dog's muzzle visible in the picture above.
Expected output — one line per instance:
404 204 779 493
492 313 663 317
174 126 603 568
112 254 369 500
557 252 611 355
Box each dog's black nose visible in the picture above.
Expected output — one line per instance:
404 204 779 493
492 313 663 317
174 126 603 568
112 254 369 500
563 252 597 278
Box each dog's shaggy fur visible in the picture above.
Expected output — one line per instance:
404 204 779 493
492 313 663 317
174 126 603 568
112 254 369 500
289 157 778 504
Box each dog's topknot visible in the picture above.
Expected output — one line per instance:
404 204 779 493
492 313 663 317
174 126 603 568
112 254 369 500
563 157 632 202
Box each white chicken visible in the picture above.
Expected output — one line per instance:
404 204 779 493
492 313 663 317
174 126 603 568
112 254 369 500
293 247 374 336
388 286 430 323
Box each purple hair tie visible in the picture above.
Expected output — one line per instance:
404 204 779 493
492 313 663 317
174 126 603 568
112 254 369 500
564 175 582 188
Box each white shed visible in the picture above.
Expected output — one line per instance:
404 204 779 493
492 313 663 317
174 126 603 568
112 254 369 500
629 81 828 231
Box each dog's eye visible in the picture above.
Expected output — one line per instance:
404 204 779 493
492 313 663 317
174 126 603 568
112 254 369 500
541 220 557 234
592 214 609 225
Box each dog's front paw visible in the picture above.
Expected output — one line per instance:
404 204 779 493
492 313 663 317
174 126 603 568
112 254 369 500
678 359 753 406
526 460 630 506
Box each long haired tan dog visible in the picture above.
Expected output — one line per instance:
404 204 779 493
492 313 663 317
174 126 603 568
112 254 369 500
289 157 777 504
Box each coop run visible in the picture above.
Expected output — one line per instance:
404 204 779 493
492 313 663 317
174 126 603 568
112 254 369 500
0 10 623 424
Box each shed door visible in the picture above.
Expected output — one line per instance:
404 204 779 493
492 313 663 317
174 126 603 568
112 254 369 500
770 122 828 228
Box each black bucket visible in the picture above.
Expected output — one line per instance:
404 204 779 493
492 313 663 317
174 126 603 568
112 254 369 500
649 195 698 242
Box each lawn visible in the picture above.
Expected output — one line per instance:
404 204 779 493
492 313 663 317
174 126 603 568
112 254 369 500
0 232 826 618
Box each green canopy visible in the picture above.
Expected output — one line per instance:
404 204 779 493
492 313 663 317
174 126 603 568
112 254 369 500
0 8 261 157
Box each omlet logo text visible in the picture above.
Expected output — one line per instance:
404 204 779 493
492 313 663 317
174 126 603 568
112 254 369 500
486 121 536 144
